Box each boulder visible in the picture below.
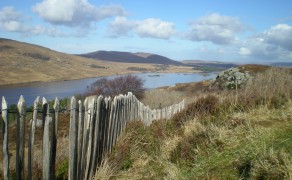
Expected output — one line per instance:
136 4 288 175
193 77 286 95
211 67 253 89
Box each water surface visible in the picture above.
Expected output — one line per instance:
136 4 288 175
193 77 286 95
0 73 217 105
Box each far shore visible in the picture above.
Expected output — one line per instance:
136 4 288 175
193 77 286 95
0 68 202 87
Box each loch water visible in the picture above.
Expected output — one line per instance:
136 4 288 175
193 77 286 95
0 72 217 105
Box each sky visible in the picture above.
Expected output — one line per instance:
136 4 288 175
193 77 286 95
0 0 292 63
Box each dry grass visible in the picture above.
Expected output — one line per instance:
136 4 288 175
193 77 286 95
95 66 292 179
239 67 292 109
167 80 210 95
141 89 186 109
238 64 270 74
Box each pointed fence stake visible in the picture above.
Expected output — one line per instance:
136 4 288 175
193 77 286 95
16 95 26 179
42 97 53 180
28 96 39 180
69 96 77 180
2 97 10 180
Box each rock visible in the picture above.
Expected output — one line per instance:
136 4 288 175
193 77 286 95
211 67 253 89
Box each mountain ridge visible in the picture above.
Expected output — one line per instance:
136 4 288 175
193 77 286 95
77 50 184 66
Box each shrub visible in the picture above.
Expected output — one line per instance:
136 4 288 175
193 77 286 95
86 74 145 99
172 94 219 127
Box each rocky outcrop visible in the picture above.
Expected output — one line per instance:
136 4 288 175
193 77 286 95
211 67 253 89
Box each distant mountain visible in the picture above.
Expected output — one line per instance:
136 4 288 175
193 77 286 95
270 62 292 67
78 51 184 66
0 38 195 85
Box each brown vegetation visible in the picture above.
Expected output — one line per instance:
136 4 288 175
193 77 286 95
238 64 270 74
86 74 145 99
94 66 292 179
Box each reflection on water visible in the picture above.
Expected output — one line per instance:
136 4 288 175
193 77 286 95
0 72 217 105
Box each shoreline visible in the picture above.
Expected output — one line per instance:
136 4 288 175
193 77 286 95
0 68 203 87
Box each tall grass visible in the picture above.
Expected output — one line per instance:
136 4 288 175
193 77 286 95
94 67 292 179
141 89 185 109
239 67 292 109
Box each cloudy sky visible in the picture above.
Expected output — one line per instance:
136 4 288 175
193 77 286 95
0 0 292 63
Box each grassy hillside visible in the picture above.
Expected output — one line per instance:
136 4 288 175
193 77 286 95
94 66 292 179
0 38 195 85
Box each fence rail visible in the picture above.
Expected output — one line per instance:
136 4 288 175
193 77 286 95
1 92 185 180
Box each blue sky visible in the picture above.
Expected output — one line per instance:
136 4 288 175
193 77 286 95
0 0 292 63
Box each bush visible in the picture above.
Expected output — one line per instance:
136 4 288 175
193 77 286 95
172 94 219 127
86 74 145 99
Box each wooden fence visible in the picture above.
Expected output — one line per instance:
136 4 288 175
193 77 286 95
0 92 185 180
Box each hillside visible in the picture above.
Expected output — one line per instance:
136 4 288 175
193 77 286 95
94 66 292 179
78 50 184 65
0 39 195 85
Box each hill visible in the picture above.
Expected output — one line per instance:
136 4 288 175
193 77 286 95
0 39 195 85
78 50 184 66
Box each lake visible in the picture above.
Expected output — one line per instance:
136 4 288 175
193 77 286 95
0 72 217 105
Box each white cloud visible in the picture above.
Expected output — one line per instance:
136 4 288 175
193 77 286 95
263 24 292 51
0 6 77 37
31 25 67 37
186 13 244 44
238 24 292 61
135 18 175 39
108 16 136 37
32 0 126 27
108 17 175 39
0 6 20 20
0 6 29 32
239 47 251 56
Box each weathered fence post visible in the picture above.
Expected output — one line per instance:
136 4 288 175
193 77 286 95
42 97 53 180
121 96 126 133
107 97 117 153
90 96 103 179
84 96 97 180
2 97 10 180
28 96 39 180
50 97 59 180
69 96 77 180
110 96 119 151
80 98 89 179
77 100 84 180
113 95 122 146
103 97 111 153
16 95 26 179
